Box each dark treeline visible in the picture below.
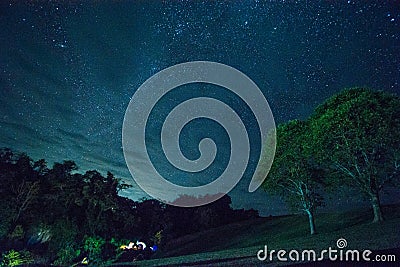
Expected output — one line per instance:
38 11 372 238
0 149 257 265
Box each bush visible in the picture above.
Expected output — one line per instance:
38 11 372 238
0 250 33 267
53 244 81 266
48 220 78 250
8 225 24 240
83 236 105 265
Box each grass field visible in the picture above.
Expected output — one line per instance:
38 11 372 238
112 204 400 266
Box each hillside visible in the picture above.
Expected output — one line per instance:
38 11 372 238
113 204 400 266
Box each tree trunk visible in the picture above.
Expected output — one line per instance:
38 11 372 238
306 210 316 235
371 193 384 223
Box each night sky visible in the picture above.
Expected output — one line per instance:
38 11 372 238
0 1 399 215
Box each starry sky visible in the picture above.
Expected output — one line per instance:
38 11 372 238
0 0 399 215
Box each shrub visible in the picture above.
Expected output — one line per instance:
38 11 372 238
0 250 33 267
83 236 105 265
8 225 24 240
53 244 81 266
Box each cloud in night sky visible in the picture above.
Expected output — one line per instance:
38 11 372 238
0 1 399 215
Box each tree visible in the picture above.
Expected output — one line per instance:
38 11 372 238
262 120 324 235
38 161 81 224
80 171 130 237
310 88 400 222
0 150 41 237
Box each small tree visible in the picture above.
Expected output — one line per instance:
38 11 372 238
310 88 400 222
263 120 324 235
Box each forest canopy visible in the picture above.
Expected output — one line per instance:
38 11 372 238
0 148 257 265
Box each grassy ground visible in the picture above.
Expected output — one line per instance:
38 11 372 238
112 204 400 266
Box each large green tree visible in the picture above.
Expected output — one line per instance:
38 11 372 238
310 88 400 222
263 120 324 235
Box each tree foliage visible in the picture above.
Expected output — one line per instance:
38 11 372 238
310 88 400 222
263 120 324 234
